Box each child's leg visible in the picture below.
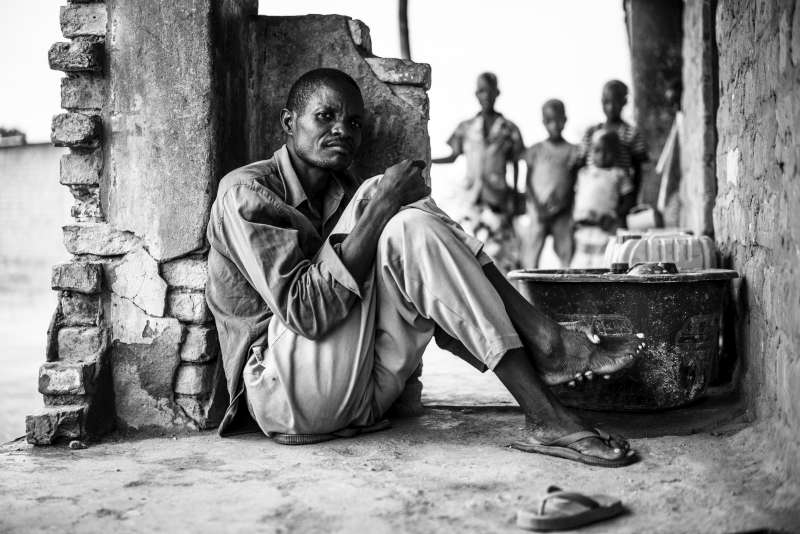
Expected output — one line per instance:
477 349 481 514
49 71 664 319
550 212 575 268
523 212 549 269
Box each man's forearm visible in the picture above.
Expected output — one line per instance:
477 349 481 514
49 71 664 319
338 197 397 284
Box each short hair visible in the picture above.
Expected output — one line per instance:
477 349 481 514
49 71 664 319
602 79 628 99
591 128 620 151
542 99 566 117
477 72 498 89
285 68 362 112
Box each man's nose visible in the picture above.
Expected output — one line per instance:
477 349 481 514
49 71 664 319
331 120 352 137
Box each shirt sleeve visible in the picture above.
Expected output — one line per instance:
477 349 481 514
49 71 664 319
577 126 595 166
446 122 465 156
217 183 361 340
510 124 525 161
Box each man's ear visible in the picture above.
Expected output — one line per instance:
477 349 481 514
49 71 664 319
280 108 294 136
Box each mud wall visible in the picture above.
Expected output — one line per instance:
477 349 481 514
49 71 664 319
712 0 800 480
679 0 718 237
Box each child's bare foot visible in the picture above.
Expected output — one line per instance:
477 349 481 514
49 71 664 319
537 325 646 387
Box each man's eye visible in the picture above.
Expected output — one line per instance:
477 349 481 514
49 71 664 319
350 120 362 129
317 112 332 121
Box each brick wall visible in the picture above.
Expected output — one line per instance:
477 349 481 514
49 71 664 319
713 0 800 481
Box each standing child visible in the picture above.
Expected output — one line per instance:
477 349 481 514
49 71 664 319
523 99 580 268
579 80 648 220
571 129 633 268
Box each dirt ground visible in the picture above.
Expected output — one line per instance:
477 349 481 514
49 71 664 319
2 408 799 534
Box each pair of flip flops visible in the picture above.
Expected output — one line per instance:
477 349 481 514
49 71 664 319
516 485 626 531
510 427 638 467
268 419 392 445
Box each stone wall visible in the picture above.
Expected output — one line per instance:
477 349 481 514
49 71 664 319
712 0 800 480
27 2 431 444
679 0 718 237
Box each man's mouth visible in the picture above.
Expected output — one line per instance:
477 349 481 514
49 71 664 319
324 140 353 152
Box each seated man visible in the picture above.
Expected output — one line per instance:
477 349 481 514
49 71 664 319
206 68 645 467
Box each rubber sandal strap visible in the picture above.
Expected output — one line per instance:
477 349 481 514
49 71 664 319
539 491 601 516
544 430 600 448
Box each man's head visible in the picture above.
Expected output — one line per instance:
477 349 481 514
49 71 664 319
541 99 567 140
281 68 364 171
475 72 499 113
601 80 628 122
590 129 619 169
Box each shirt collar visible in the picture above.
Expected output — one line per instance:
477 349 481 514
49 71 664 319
274 145 309 209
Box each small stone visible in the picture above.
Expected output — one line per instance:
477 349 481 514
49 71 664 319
60 149 102 186
161 257 208 290
57 326 106 362
61 74 106 110
51 112 101 148
69 185 103 222
26 405 86 445
347 18 372 53
173 363 216 396
167 291 210 323
61 4 107 38
51 261 103 294
365 57 432 89
39 361 98 395
63 223 139 256
180 326 219 363
48 38 104 72
68 439 88 450
106 247 168 316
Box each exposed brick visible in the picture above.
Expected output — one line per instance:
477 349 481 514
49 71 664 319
51 112 101 148
60 292 101 326
180 326 219 363
161 257 208 290
51 261 103 294
63 223 139 256
48 39 103 72
167 291 210 323
60 149 102 186
38 361 97 395
69 185 103 222
365 57 432 90
347 18 372 53
57 327 106 362
61 74 106 110
44 394 88 406
173 363 215 395
61 3 107 38
26 405 86 445
389 85 429 119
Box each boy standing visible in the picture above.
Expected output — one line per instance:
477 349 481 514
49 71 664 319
579 80 648 219
571 129 633 268
433 72 525 272
523 99 580 268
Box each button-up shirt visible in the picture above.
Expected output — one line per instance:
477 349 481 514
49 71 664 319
206 146 362 435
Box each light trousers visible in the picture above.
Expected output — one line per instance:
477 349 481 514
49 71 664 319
244 177 523 435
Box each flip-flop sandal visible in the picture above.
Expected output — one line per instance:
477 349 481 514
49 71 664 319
516 485 626 531
510 428 638 467
268 419 392 445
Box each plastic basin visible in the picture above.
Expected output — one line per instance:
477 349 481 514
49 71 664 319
508 268 738 411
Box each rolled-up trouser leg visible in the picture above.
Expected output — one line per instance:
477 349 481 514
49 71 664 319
368 207 523 417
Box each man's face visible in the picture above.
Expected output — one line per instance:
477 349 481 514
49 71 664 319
287 83 364 171
601 87 626 122
542 106 566 139
475 77 498 112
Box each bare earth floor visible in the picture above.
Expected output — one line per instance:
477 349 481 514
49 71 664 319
2 409 799 534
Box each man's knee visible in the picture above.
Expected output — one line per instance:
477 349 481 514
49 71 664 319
379 208 448 253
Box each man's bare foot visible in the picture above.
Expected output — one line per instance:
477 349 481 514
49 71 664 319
538 327 646 387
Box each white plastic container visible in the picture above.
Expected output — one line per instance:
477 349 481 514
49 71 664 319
604 231 718 270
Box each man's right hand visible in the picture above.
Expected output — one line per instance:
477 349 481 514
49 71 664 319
376 159 430 212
